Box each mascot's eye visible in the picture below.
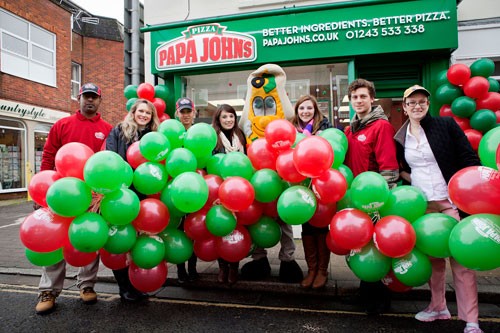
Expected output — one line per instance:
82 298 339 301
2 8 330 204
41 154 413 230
253 97 265 116
264 96 277 116
251 77 265 89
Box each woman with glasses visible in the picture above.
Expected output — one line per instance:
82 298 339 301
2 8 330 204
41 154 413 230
394 85 483 333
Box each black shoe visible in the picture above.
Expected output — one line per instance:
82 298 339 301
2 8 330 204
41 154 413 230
177 266 189 284
241 257 271 280
120 290 148 303
188 270 199 282
279 260 304 283
364 300 391 316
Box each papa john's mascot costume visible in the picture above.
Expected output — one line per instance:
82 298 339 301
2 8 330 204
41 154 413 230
239 64 303 283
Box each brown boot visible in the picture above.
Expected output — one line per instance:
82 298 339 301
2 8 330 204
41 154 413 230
228 262 239 285
312 233 330 289
300 235 317 289
217 259 228 283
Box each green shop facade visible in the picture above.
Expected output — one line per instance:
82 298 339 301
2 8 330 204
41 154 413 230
142 0 458 130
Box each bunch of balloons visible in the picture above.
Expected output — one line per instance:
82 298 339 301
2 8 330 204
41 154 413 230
124 83 171 122
434 58 500 152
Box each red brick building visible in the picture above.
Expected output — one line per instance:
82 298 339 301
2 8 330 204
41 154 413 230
0 0 127 199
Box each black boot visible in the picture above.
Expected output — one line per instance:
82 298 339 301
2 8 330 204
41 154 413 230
279 260 303 283
187 254 199 282
228 262 239 286
177 264 188 284
241 257 271 281
360 280 391 315
112 268 147 302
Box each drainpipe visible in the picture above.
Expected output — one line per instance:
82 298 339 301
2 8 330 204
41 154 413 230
131 0 141 85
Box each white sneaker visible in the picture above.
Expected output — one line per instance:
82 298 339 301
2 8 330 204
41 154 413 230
415 308 451 322
464 325 483 333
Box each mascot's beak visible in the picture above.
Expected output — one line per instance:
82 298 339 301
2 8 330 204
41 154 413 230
258 116 274 130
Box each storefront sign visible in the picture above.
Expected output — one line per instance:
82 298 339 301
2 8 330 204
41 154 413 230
148 0 457 73
0 99 69 123
155 23 256 71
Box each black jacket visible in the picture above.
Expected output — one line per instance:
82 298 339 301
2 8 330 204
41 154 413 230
105 124 152 160
394 113 480 185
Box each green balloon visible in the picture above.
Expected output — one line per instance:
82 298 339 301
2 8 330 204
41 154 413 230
487 77 500 92
206 153 225 176
126 98 138 112
104 224 137 254
161 229 194 264
130 235 165 269
392 248 432 287
435 83 463 105
139 132 170 162
165 148 197 178
435 69 449 86
478 127 500 169
100 188 140 226
470 58 495 78
292 132 306 147
170 172 209 213
350 171 390 213
451 96 476 118
84 151 129 194
133 162 168 195
165 214 183 230
154 85 169 101
412 213 458 258
470 109 497 133
379 185 427 223
46 177 92 217
122 163 134 188
337 189 354 210
206 205 237 237
251 169 283 203
348 241 392 282
277 185 317 225
195 152 212 169
220 152 254 180
337 164 354 188
69 212 109 252
319 128 348 152
247 216 282 248
160 182 185 218
158 119 185 149
184 123 217 158
449 214 500 271
323 137 346 169
25 248 63 267
124 85 138 99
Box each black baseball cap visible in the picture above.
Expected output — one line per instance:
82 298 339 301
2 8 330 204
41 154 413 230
79 83 101 96
176 97 194 112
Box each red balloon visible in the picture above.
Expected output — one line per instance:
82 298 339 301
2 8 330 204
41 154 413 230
193 236 219 262
329 208 373 250
126 141 148 169
496 145 500 170
203 174 223 208
216 225 252 262
382 270 412 293
276 149 307 183
373 216 416 258
448 166 500 215
495 110 500 123
129 261 167 292
452 115 471 131
311 169 348 204
309 201 336 228
55 142 94 179
136 83 155 102
439 105 453 117
261 199 279 218
152 98 166 117
326 232 350 255
264 119 296 152
147 192 162 200
99 249 129 270
464 129 483 151
28 170 62 207
132 198 169 235
293 136 334 178
63 242 98 267
20 208 72 252
447 63 471 86
218 176 255 212
247 138 278 170
476 92 500 111
464 76 490 99
196 168 207 177
235 200 264 226
159 113 170 122
184 207 212 241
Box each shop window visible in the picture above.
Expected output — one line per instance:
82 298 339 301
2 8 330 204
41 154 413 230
71 62 82 100
182 63 348 128
34 125 50 174
0 9 56 87
0 119 26 192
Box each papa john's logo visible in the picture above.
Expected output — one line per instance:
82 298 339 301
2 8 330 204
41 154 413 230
156 23 257 71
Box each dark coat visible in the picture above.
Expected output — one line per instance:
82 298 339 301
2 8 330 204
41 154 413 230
105 124 152 160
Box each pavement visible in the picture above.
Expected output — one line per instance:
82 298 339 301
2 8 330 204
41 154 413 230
1 199 499 317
